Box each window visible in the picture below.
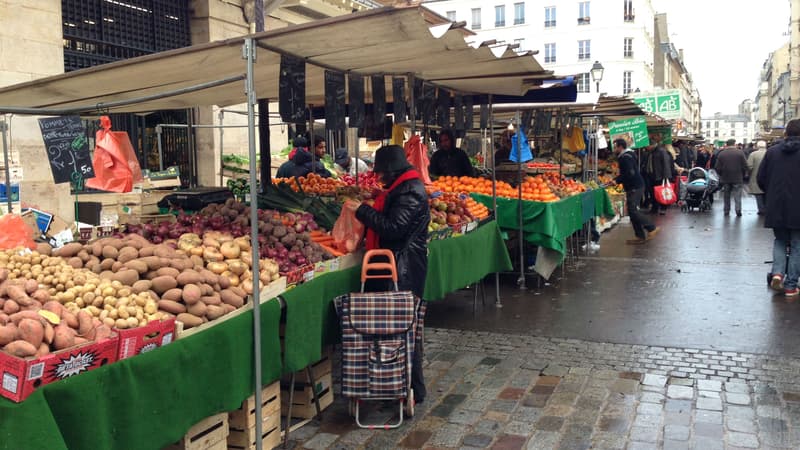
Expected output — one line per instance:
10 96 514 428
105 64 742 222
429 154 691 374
731 129 736 137
446 10 456 21
623 37 633 58
715 121 719 128
544 6 556 27
578 1 590 24
471 8 481 29
514 38 525 51
577 73 590 93
714 130 719 137
623 71 632 94
495 5 505 27
578 40 591 60
544 43 556 63
514 2 525 25
624 0 634 21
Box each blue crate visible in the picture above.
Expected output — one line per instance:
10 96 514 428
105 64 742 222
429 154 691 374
0 183 19 202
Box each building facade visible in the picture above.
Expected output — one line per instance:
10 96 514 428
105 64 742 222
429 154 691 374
700 112 756 146
755 42 792 133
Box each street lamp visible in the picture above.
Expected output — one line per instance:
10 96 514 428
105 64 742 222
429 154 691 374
590 61 604 93
779 96 792 127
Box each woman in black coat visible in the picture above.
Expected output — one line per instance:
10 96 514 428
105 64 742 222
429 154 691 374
345 144 430 402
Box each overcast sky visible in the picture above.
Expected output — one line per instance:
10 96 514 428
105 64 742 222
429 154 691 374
652 0 790 115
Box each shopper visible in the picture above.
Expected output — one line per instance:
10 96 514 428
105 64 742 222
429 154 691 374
746 140 768 215
758 119 800 297
614 138 660 244
696 145 710 169
645 134 672 215
714 139 748 217
276 136 308 178
334 148 368 177
345 144 430 401
429 128 474 178
291 136 332 178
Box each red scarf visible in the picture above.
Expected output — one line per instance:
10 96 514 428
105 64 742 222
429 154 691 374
365 169 421 250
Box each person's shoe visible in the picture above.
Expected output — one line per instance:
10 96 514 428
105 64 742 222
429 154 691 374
626 237 647 245
736 211 742 217
589 242 601 251
724 211 730 216
785 287 799 298
771 274 785 291
646 227 661 240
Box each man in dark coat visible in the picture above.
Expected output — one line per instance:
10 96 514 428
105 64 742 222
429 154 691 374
757 119 800 297
429 128 474 178
347 145 431 402
290 136 331 178
614 138 659 244
714 138 748 217
645 135 672 214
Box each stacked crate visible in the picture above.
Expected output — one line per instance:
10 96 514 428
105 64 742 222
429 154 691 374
280 350 334 419
164 413 229 450
227 381 281 450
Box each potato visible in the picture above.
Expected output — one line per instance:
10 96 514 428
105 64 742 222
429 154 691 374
220 289 244 308
53 325 76 350
18 318 44 348
99 258 115 271
31 289 51 303
205 305 227 320
2 300 19 315
35 243 52 256
42 301 64 318
162 288 183 301
3 340 38 357
200 294 221 306
217 274 231 289
61 310 79 329
23 279 38 295
6 285 27 302
0 313 8 325
117 247 139 264
102 246 119 261
151 276 178 294
187 301 207 317
182 284 202 305
112 269 139 286
156 267 180 278
0 325 16 346
176 313 204 329
176 270 204 286
229 286 246 298
43 322 55 344
138 246 155 257
77 310 94 336
9 310 44 325
36 342 50 357
131 280 152 294
55 242 83 258
157 300 186 315
221 304 237 313
111 261 125 273
124 260 148 275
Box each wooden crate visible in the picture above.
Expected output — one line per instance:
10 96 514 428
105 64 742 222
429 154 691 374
280 372 334 419
227 413 280 450
229 382 281 431
163 412 228 450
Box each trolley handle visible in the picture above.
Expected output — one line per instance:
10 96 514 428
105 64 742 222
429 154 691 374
361 249 398 283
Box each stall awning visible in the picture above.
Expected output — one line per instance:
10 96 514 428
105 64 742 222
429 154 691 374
0 5 552 114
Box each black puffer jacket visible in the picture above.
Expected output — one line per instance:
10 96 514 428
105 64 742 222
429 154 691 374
355 176 430 298
291 147 331 178
757 137 800 229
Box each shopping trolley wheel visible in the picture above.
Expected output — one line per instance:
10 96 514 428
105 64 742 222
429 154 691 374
348 399 357 417
404 389 415 418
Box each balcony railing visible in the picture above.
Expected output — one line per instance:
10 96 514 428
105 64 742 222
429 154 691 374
495 20 505 27
514 18 524 25
544 20 556 27
578 17 590 24
624 14 635 22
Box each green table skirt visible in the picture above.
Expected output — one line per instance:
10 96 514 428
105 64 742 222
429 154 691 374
472 189 615 256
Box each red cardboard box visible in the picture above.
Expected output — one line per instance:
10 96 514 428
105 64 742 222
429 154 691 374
117 318 176 360
0 334 118 403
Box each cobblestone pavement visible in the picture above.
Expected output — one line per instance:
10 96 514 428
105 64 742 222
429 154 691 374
285 328 800 449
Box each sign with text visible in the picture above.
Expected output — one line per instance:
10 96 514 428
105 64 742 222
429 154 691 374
279 55 306 123
324 70 346 132
608 117 650 148
631 90 681 120
37 116 95 184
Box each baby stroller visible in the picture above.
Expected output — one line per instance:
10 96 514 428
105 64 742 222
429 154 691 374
334 250 424 429
680 168 719 212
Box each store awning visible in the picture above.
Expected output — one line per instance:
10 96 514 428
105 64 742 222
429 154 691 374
0 5 553 114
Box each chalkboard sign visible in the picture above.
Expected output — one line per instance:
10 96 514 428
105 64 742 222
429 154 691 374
464 95 474 130
325 70 346 132
453 94 464 131
37 116 95 184
413 78 423 120
392 77 407 124
480 103 489 129
422 83 435 125
279 55 306 123
371 75 386 127
436 89 450 128
348 74 365 128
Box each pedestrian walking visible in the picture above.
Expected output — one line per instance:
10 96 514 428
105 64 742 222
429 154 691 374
645 134 672 215
696 145 710 169
757 119 800 297
746 140 768 215
714 139 749 217
614 138 659 245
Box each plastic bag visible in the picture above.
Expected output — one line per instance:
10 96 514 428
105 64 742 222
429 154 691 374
332 206 365 253
0 214 36 250
654 179 677 206
85 116 143 193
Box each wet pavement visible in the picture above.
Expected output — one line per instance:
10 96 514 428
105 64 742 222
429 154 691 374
285 194 800 449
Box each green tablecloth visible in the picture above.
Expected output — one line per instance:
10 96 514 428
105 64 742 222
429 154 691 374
472 189 615 257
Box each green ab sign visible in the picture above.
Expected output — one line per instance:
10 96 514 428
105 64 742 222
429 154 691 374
631 90 681 120
608 117 650 148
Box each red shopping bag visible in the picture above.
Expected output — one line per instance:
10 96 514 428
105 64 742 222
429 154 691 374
654 179 677 206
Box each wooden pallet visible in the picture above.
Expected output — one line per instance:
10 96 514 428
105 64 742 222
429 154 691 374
280 372 334 419
163 412 228 450
229 381 281 431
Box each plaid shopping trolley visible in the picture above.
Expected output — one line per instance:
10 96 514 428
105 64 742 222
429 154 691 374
334 249 425 428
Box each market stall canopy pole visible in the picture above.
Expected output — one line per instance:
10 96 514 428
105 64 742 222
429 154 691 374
0 6 553 114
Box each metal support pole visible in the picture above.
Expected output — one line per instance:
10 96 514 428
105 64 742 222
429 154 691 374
284 372 296 448
515 110 526 290
1 120 11 214
219 110 225 187
155 125 164 171
309 106 315 171
259 99 271 192
243 37 264 450
488 96 502 307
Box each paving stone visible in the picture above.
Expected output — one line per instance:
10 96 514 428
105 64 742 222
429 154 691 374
533 416 564 432
633 414 662 428
629 425 660 443
503 420 535 436
757 405 784 419
428 423 468 447
627 442 659 450
727 405 756 420
489 400 518 414
490 434 527 450
590 431 627 449
302 432 340 450
448 409 484 425
669 377 695 387
693 421 723 439
472 420 503 436
725 392 752 405
486 411 511 423
525 431 559 450
726 416 757 433
696 397 723 411
662 440 690 450
530 385 555 395
535 376 561 386
509 406 542 423
690 436 724 450
663 411 691 426
664 399 692 413
725 382 751 394
596 416 630 434
400 430 434 449
432 395 469 417
522 395 549 408
480 357 503 366
499 388 526 401
667 385 694 400
610 378 639 395
462 434 493 448
619 371 643 381
541 404 572 418
568 367 592 376
541 365 569 377
726 431 760 448
782 391 800 403
695 410 723 424
548 392 578 407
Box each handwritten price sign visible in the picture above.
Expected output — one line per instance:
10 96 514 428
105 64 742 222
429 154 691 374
37 116 95 184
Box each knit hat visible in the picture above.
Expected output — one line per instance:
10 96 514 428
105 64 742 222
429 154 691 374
373 145 413 173
334 148 349 166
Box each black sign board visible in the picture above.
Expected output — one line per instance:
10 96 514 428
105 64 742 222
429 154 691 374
422 83 435 125
279 55 306 123
464 95 474 130
413 78 423 120
348 74 365 128
453 95 464 131
37 116 95 184
325 70 346 132
480 103 489 129
436 89 450 128
371 75 386 126
392 77 407 123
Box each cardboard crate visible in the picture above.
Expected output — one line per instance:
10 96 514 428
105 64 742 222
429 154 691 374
228 382 281 450
164 412 228 450
280 372 334 419
0 334 118 403
117 318 176 360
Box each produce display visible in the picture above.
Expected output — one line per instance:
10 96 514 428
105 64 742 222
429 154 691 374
430 174 591 203
258 184 342 231
429 192 489 231
273 173 345 196
339 172 382 190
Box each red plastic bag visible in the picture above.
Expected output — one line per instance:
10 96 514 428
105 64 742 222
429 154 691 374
654 179 677 206
0 214 36 250
404 135 432 185
85 116 143 193
332 206 365 253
